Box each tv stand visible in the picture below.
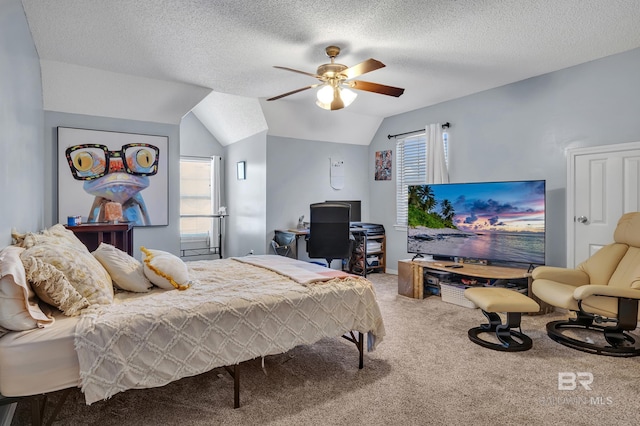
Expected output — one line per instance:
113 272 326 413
397 259 553 315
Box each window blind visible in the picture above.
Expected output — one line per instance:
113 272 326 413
396 136 427 226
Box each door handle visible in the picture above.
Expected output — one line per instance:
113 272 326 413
576 215 588 224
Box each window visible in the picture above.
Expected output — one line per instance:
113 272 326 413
396 135 427 227
395 128 449 227
179 156 223 256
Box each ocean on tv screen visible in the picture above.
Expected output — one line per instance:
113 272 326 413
407 180 545 265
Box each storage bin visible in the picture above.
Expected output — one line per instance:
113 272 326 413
440 283 477 308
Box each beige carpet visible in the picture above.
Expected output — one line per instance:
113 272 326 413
12 273 640 425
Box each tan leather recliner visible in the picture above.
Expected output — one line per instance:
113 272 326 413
532 212 640 357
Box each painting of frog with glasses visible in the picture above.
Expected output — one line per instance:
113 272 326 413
58 127 169 226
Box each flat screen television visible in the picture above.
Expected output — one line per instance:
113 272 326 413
326 200 361 222
407 180 545 266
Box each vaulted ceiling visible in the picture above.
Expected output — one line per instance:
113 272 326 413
21 0 640 145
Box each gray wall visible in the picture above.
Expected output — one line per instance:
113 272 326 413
180 112 225 158
0 0 43 420
44 112 181 258
224 131 268 257
370 47 640 270
0 0 45 247
266 136 370 261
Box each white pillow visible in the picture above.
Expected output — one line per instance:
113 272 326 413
140 247 191 290
0 246 55 330
93 243 152 293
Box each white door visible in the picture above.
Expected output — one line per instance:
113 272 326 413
568 142 640 267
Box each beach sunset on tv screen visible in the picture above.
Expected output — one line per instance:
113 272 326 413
407 180 546 265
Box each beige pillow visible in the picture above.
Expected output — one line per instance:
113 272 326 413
21 256 90 316
93 243 152 293
140 247 191 290
0 246 54 330
17 224 113 314
13 223 86 250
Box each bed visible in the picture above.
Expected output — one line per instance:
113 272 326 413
0 225 385 424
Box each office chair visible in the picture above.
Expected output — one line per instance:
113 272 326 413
271 230 295 257
307 202 351 268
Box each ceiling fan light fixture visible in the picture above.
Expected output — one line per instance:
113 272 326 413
340 87 357 107
315 84 357 111
270 45 402 109
316 84 334 104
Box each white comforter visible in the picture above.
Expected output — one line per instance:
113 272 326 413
74 257 385 404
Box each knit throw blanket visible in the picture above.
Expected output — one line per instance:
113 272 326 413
74 258 385 404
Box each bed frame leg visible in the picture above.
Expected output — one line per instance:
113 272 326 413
358 331 364 369
224 364 240 408
234 364 240 408
24 387 73 426
29 396 42 426
44 388 72 426
342 331 365 369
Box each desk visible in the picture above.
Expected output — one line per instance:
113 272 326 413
276 229 308 259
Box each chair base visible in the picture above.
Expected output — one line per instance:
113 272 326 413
468 311 533 352
546 320 640 357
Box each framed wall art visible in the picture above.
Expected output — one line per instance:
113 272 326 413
237 161 246 180
57 127 169 226
375 150 392 181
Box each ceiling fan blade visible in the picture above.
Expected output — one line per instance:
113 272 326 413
267 84 320 101
349 80 405 97
273 66 321 79
341 58 385 79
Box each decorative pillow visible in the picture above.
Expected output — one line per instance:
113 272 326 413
140 247 191 290
92 243 152 293
21 256 90 316
0 246 55 330
13 223 87 251
17 224 113 314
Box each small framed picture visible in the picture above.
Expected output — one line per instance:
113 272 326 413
375 150 392 180
237 161 246 180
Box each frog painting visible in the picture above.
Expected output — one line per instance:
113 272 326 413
58 128 168 227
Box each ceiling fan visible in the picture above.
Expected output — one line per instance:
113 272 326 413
267 45 405 111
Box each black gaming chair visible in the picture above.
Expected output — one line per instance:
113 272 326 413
307 202 352 268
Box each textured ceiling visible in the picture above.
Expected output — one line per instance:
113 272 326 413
21 0 640 145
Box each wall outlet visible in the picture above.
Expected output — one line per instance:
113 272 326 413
249 249 254 255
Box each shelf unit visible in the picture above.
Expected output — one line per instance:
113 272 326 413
349 231 386 277
65 222 134 256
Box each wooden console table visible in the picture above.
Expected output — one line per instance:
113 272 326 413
398 259 553 315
